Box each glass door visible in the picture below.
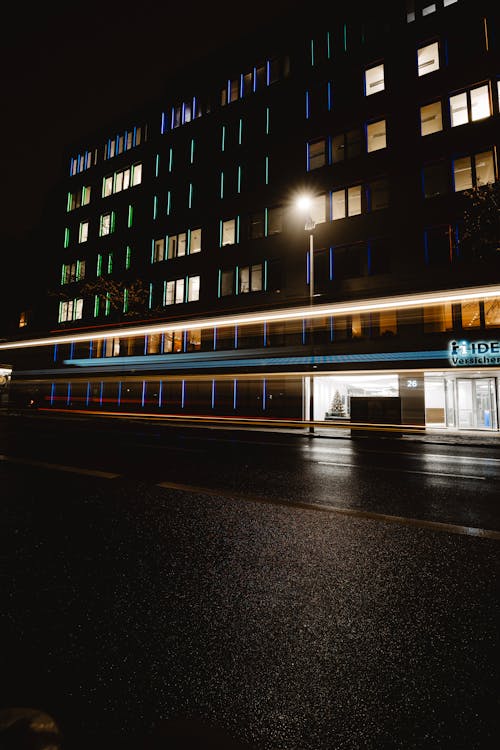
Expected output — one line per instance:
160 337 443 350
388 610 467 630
457 378 497 430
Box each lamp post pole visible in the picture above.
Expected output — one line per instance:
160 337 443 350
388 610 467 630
306 220 315 435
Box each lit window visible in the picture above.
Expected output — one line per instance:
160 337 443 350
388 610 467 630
99 213 114 236
222 219 236 246
347 186 362 216
474 151 495 186
453 157 473 192
175 278 185 304
364 64 385 96
443 0 458 5
187 276 200 302
366 120 386 152
485 298 500 327
79 221 89 243
450 85 490 127
417 42 439 76
461 302 481 328
332 190 346 220
470 85 491 121
267 206 283 235
251 264 263 292
239 266 250 293
132 163 142 186
310 193 327 224
190 228 202 253
422 4 436 16
103 176 113 197
420 101 443 136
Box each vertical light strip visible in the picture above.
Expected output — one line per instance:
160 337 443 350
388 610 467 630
50 383 55 405
181 380 185 409
86 382 91 407
161 112 166 134
221 125 226 151
262 379 267 411
233 379 237 410
237 166 241 193
236 216 240 243
264 208 268 237
169 148 173 172
99 381 103 407
305 90 310 119
483 17 489 51
64 228 70 248
327 81 332 111
343 23 347 52
150 239 155 264
213 328 217 350
123 288 129 314
265 107 270 134
153 195 158 220
155 154 160 176
163 280 167 306
53 343 58 363
326 31 331 59
190 139 195 164
265 156 269 185
149 282 153 309
238 118 243 144
141 381 146 408
220 171 224 199
264 260 268 290
310 39 315 66
263 321 267 346
235 325 238 348
117 382 122 406
128 205 133 228
166 191 171 215
158 380 163 408
235 267 239 295
211 379 215 409
188 183 193 208
217 270 222 298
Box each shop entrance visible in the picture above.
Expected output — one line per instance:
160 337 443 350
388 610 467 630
457 378 497 430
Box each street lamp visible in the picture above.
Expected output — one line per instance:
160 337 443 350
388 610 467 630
295 194 316 434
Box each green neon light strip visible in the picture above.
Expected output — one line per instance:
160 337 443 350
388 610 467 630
266 107 270 135
238 119 243 145
153 195 158 220
128 206 133 228
126 246 131 269
221 125 226 151
155 154 160 177
169 148 173 172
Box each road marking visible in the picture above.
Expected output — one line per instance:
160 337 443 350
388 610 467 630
316 460 486 480
0 454 120 479
156 480 500 540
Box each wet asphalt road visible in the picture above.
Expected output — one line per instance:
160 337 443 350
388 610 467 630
1 414 499 749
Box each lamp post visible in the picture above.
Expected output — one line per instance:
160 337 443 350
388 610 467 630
296 195 316 434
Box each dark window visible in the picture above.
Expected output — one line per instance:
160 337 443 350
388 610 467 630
423 162 449 198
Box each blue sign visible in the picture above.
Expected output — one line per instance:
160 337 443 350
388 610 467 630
448 340 500 366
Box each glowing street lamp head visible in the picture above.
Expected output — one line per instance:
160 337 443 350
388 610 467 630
296 194 313 213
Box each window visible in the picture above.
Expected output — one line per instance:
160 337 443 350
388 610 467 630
332 186 362 219
222 219 236 246
190 228 202 253
221 270 234 296
153 238 165 262
249 211 265 239
99 212 115 236
67 186 91 210
364 64 385 95
423 304 454 332
308 138 328 170
423 162 449 198
61 261 85 284
332 128 362 162
420 101 443 136
450 85 491 127
333 244 366 280
461 301 481 328
453 150 495 191
484 298 500 327
59 298 83 322
347 186 362 216
310 193 328 225
366 120 386 152
267 206 284 235
239 264 262 293
422 4 436 16
187 275 200 302
78 221 89 243
168 232 187 258
417 42 439 76
368 179 389 210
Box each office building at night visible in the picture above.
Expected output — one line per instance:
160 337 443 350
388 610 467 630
2 0 500 433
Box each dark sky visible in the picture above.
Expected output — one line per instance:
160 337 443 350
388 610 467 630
1 1 303 243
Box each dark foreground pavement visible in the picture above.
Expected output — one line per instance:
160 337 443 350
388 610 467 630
1 462 499 750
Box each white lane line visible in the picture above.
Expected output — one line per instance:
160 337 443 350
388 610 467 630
316 460 486 480
0 454 120 479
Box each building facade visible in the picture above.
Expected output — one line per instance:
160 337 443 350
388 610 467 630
2 0 500 433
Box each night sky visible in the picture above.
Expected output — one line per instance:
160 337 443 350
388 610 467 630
1 1 303 244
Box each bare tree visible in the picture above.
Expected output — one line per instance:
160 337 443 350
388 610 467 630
461 181 500 263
